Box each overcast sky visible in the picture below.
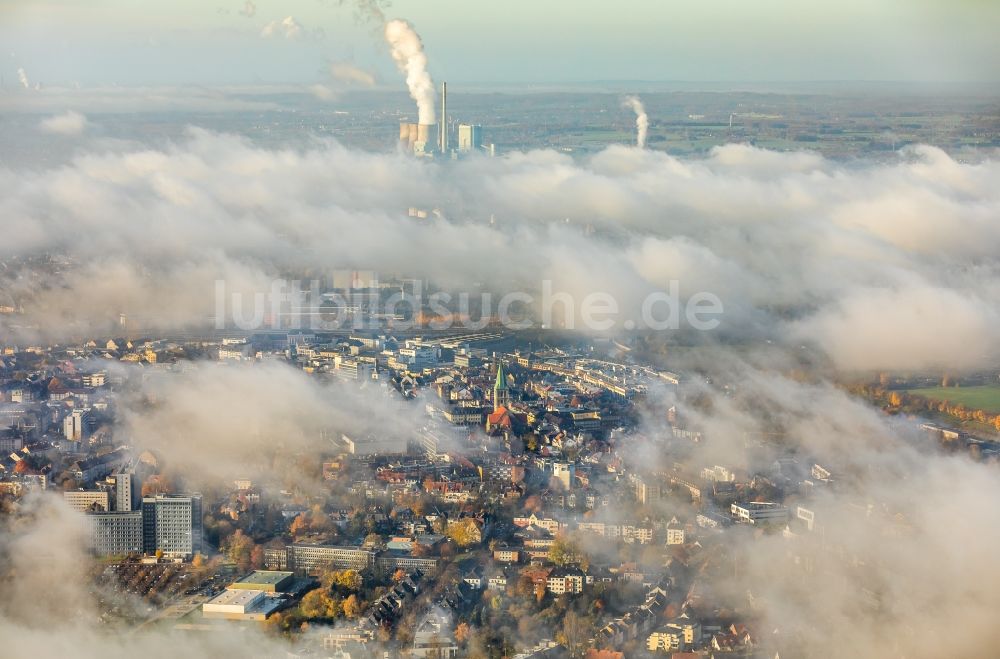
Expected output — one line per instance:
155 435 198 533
1 0 999 87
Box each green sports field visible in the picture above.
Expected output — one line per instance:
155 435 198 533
906 385 1000 414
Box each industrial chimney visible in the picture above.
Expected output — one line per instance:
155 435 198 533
439 82 448 154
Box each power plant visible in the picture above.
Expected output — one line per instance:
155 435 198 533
398 121 437 155
439 81 448 153
399 82 493 158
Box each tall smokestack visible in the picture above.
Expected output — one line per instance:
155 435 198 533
384 19 436 126
622 96 649 149
439 82 448 153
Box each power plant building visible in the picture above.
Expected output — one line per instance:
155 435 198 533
458 124 483 152
399 121 438 156
399 83 493 158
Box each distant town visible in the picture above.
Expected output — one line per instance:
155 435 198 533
3 308 997 658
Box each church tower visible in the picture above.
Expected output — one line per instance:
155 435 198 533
493 359 510 411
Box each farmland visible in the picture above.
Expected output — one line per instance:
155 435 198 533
906 385 1000 414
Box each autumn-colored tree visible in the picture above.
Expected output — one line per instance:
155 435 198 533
141 474 173 496
333 569 363 593
289 513 309 538
264 611 283 634
224 529 255 571
299 589 340 619
192 553 205 568
446 518 481 547
342 594 362 619
319 568 363 593
250 544 265 570
455 622 472 645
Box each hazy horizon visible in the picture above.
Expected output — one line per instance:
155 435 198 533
3 0 999 88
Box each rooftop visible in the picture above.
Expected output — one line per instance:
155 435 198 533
233 570 293 586
205 589 265 607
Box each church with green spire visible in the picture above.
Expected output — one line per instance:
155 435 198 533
493 359 510 411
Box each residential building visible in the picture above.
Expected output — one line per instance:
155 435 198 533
546 566 586 594
115 468 141 511
666 519 685 546
142 494 203 557
64 489 110 512
553 462 575 490
62 408 93 441
412 609 458 658
648 614 702 652
88 510 143 556
635 476 664 505
731 501 789 525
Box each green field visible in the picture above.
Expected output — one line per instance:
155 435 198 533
907 385 1000 414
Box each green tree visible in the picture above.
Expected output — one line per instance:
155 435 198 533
548 534 587 568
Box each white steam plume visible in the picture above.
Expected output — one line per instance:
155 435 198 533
622 95 648 148
238 0 256 18
384 19 436 125
17 67 29 88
